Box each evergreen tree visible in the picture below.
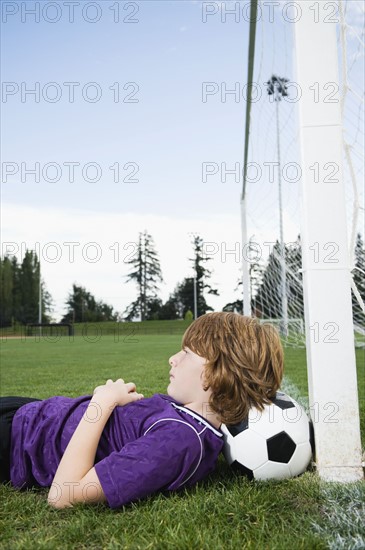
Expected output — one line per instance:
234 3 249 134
226 237 304 319
169 278 195 319
62 284 118 323
253 240 283 318
285 235 304 319
11 256 22 323
188 235 219 317
0 257 13 326
158 295 180 320
63 284 86 322
222 299 243 313
146 297 163 321
18 251 41 324
161 235 219 319
352 233 365 324
40 284 53 323
95 301 118 322
0 251 52 325
253 239 305 320
232 237 265 314
123 231 163 321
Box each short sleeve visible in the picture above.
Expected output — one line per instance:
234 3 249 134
94 419 202 509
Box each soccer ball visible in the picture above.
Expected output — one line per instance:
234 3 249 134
221 391 314 480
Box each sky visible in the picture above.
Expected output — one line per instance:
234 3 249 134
1 0 364 321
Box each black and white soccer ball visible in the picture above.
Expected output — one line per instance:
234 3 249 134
221 391 314 480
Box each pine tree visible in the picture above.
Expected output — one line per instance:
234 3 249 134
11 256 21 323
169 278 195 319
0 251 52 326
352 233 365 325
63 284 88 322
145 297 163 321
222 299 243 313
285 235 304 319
162 235 219 319
40 284 53 322
123 230 163 321
253 240 283 318
18 251 40 324
190 235 219 316
62 284 117 323
158 294 180 320
0 257 13 326
225 237 304 319
231 237 265 314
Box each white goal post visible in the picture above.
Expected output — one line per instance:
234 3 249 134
294 1 363 481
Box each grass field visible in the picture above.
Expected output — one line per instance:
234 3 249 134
0 329 364 550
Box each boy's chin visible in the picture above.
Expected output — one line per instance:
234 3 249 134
166 385 181 403
166 384 174 397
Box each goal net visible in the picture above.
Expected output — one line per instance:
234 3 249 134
242 0 365 348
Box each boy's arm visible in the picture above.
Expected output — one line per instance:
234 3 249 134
47 379 143 509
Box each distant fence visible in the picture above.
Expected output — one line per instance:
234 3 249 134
26 323 74 337
4 321 191 338
1 320 193 339
69 322 191 337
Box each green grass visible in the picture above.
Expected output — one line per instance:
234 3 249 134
0 333 364 549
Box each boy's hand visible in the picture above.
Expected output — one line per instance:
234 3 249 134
93 379 144 407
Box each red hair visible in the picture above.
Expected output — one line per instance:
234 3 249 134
182 312 283 424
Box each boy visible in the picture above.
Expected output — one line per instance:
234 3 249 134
0 312 283 509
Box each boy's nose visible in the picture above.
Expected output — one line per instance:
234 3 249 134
169 351 182 367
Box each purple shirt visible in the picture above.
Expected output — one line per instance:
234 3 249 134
10 394 224 508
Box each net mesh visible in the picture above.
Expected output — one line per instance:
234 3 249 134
243 0 365 347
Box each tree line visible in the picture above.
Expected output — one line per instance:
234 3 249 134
106 230 365 323
0 251 118 327
0 251 52 326
1 233 364 326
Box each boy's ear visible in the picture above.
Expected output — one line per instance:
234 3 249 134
201 375 210 392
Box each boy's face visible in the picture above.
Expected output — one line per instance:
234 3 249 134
167 346 211 406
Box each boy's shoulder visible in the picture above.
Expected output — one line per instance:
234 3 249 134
133 393 223 440
123 393 183 427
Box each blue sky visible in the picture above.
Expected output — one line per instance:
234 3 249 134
2 1 253 217
1 1 364 320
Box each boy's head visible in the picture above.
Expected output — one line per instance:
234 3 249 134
182 312 284 425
